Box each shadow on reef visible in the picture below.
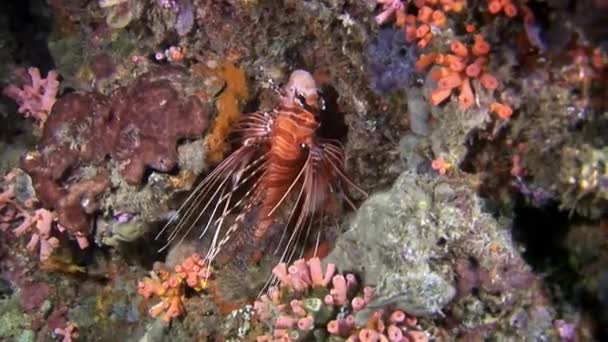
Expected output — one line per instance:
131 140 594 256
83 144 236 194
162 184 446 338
512 202 608 339
2 0 54 71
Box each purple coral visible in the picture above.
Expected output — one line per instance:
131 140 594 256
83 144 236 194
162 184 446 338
3 67 59 125
175 0 194 36
367 28 417 94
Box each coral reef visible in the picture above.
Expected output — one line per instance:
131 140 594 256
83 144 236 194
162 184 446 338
0 0 606 340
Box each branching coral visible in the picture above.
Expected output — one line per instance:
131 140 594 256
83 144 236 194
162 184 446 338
138 253 212 323
3 67 60 126
250 257 428 341
0 170 62 262
12 208 60 262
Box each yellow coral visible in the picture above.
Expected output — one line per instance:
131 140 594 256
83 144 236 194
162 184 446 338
202 62 249 164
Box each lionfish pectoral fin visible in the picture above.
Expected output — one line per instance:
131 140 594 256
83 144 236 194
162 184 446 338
319 140 368 198
211 205 264 267
156 144 265 253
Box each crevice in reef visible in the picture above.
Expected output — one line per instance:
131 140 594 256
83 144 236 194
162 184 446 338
512 202 608 338
4 0 54 70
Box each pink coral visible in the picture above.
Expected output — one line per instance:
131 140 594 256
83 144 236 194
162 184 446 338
12 208 60 262
254 257 428 341
0 175 16 231
375 0 406 25
3 67 59 125
271 257 338 293
54 321 78 342
1 171 61 262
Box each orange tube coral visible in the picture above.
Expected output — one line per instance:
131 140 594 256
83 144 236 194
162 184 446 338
446 55 466 72
416 53 438 71
416 24 430 38
458 78 474 109
504 3 517 17
465 63 481 78
430 88 452 105
450 41 468 57
488 0 502 14
418 6 434 23
472 35 491 56
480 73 499 90
438 73 462 90
432 10 447 27
490 102 513 119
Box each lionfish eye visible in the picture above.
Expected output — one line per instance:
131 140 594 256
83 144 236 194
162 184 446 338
295 92 306 107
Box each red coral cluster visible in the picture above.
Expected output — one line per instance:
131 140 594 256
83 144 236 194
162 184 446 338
414 32 515 117
416 34 498 110
375 1 516 117
137 253 212 323
21 66 209 245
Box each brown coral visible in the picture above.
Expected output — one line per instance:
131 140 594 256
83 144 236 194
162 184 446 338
21 66 210 242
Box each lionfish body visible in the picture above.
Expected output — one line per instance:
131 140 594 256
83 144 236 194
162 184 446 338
158 70 365 267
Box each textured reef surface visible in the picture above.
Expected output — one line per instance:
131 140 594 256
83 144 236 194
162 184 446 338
0 0 607 341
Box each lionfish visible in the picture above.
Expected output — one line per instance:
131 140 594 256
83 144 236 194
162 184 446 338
157 70 366 269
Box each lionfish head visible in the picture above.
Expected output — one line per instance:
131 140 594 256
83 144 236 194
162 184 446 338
280 70 323 110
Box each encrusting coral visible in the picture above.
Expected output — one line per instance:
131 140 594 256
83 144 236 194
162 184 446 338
193 61 249 164
20 66 210 246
